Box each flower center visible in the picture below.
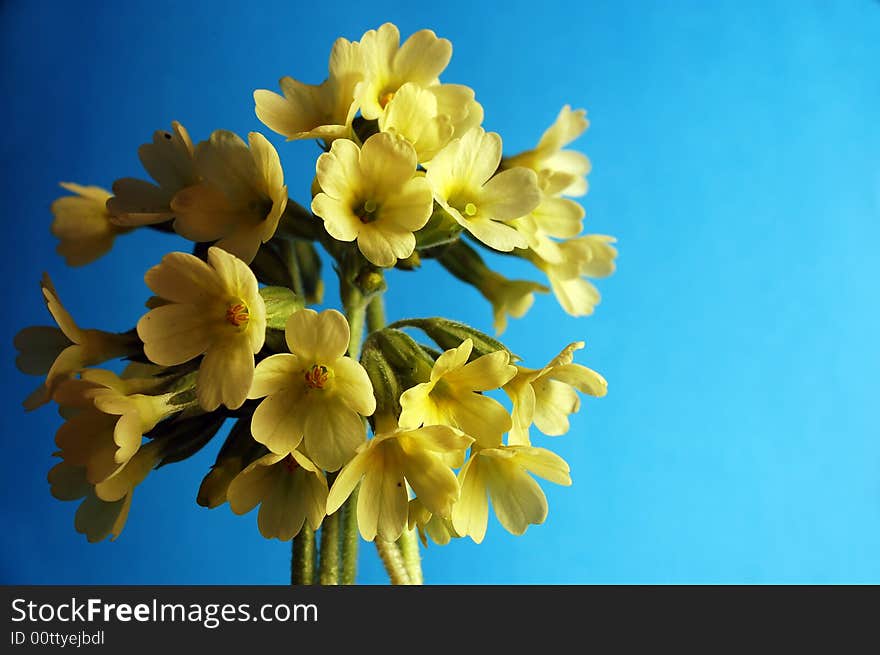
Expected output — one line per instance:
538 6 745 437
463 202 478 217
379 90 396 108
304 364 332 389
355 199 379 224
225 301 249 328
283 454 299 473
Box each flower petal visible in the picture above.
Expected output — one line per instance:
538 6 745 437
197 337 254 411
452 455 489 544
331 357 376 416
251 386 307 454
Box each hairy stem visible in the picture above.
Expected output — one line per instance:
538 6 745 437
366 294 386 334
340 487 360 585
397 528 423 585
375 539 412 586
318 510 341 585
291 525 316 585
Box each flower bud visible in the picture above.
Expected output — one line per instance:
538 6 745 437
360 345 403 420
388 318 516 362
414 206 463 249
369 328 436 385
197 417 265 508
259 286 305 330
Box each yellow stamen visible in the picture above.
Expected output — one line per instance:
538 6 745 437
304 364 332 389
379 91 395 108
464 202 478 217
225 301 249 327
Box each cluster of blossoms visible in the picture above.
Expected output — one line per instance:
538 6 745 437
17 23 616 584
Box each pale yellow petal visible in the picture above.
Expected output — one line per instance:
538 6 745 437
360 132 417 189
444 349 516 391
376 177 433 232
448 390 510 448
393 29 451 86
250 386 307 454
550 363 608 397
137 304 213 366
170 183 241 242
227 454 284 514
400 449 459 519
285 308 349 363
358 454 408 541
303 400 366 472
249 353 301 399
480 168 541 221
143 251 223 304
326 447 372 514
330 356 376 416
452 455 489 544
194 130 258 200
430 338 473 380
532 378 579 435
197 337 254 411
108 178 173 225
315 138 362 200
461 215 528 252
485 457 548 535
312 193 360 242
41 276 82 342
510 446 572 486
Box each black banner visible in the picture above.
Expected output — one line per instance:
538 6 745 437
1 586 873 651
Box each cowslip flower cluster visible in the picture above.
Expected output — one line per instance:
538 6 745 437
16 23 617 584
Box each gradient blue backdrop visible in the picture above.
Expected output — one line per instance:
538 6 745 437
1 0 878 584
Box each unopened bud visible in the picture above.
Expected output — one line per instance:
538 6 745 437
259 286 305 331
388 318 517 362
414 206 463 249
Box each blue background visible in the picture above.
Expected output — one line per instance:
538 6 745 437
1 0 879 584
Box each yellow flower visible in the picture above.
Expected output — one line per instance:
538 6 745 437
50 183 132 266
378 83 454 163
16 274 135 410
227 451 328 540
355 23 452 121
137 247 266 411
480 272 549 335
249 308 375 471
430 84 484 140
425 127 540 251
53 371 173 483
170 130 287 263
311 133 433 267
107 121 199 226
399 338 516 448
512 194 585 264
408 497 459 546
453 445 571 543
48 441 159 543
504 342 607 446
327 421 472 541
254 36 362 142
504 105 591 198
534 235 618 317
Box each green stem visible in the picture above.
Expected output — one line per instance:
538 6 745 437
318 510 341 585
366 294 386 334
291 525 316 585
336 280 370 585
340 486 360 585
397 528 423 585
375 539 412 585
